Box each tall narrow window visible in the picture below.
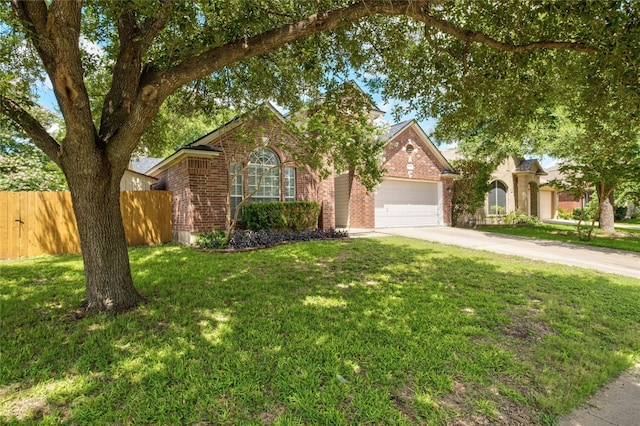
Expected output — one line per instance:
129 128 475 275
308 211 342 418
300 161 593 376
229 162 243 218
248 148 280 202
284 167 296 201
488 181 507 215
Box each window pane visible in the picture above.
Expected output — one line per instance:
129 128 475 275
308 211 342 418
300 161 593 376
285 167 295 201
488 181 507 215
248 148 280 202
229 162 243 218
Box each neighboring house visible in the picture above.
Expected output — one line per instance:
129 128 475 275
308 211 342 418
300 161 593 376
120 168 159 191
336 119 457 228
542 163 589 212
442 150 556 225
139 101 459 243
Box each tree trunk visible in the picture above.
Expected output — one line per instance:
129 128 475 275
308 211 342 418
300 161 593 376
598 184 616 233
67 165 145 313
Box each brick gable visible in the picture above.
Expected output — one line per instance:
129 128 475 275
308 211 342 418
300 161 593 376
153 110 333 243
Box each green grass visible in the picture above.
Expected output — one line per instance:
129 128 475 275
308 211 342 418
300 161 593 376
2 238 640 425
622 217 640 225
478 223 640 252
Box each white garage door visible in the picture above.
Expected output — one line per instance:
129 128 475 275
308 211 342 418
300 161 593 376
539 190 553 220
375 179 441 228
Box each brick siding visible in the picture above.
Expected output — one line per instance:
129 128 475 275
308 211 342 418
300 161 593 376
346 124 453 228
159 113 333 239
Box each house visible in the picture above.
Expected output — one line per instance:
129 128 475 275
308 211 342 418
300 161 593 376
120 166 160 191
442 150 557 225
542 164 589 212
335 119 457 228
142 96 457 244
145 104 330 244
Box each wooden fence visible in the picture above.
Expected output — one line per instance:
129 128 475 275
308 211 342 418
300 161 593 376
0 191 172 260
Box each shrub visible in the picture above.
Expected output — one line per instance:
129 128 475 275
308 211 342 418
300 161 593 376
195 231 227 249
196 228 348 250
500 211 541 225
573 206 596 221
614 206 627 221
242 202 320 232
489 205 506 215
557 207 573 220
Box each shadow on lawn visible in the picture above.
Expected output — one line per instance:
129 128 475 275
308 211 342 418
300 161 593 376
2 238 640 424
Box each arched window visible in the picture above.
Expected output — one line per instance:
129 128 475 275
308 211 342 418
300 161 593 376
488 181 507 215
248 148 280 202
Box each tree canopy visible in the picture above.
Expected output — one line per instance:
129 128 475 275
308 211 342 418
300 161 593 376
2 0 637 313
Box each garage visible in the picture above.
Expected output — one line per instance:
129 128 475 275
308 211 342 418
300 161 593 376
539 189 554 220
375 179 441 228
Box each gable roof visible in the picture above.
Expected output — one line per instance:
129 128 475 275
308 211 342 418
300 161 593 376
441 149 547 177
383 119 457 175
286 80 386 121
383 120 413 141
130 157 163 174
145 145 221 177
145 103 286 177
189 102 285 148
514 158 547 175
342 80 385 118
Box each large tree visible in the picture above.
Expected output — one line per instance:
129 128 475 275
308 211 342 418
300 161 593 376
364 3 640 232
0 1 615 313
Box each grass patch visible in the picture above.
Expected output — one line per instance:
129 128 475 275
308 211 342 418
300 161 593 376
2 238 640 425
478 223 640 252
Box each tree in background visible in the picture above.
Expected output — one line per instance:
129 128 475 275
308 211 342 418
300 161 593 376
449 158 494 227
615 181 640 217
0 1 625 313
138 90 237 158
288 82 387 223
360 3 639 233
0 108 66 191
524 106 640 235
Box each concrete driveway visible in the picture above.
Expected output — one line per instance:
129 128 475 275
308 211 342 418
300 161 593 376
367 227 640 279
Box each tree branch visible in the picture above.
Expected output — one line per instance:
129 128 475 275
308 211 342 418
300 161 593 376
0 96 62 164
12 0 54 65
411 8 600 54
112 0 600 167
100 1 174 141
13 0 96 148
158 0 598 95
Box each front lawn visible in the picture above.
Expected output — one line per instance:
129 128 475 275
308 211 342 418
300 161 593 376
2 238 640 425
478 223 640 253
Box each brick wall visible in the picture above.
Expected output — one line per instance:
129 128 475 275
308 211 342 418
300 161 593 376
158 112 332 239
382 127 444 181
558 191 582 211
347 177 375 228
441 177 454 225
345 124 453 228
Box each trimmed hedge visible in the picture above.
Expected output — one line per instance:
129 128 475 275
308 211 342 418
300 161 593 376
242 201 320 232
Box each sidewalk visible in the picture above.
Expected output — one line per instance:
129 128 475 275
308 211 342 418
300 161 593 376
559 363 640 426
351 226 640 425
